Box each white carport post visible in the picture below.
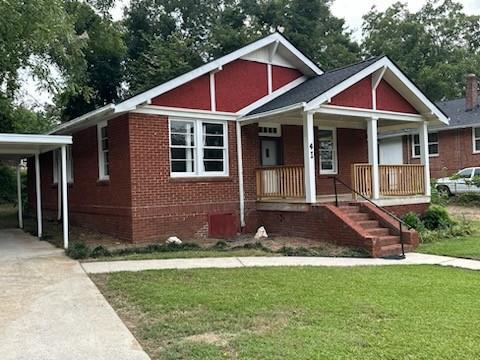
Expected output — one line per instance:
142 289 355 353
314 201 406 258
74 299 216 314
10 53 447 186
367 117 380 200
419 121 431 196
303 111 317 203
16 163 23 229
34 153 42 238
60 145 69 249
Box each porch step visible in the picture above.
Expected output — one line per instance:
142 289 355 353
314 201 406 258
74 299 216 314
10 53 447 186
358 220 380 229
367 227 391 236
348 213 371 221
339 205 360 214
377 235 401 247
379 244 413 258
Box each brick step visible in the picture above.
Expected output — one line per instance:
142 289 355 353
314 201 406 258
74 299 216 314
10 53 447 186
348 213 371 221
339 206 360 213
357 220 380 229
379 244 413 258
367 227 391 236
377 235 401 247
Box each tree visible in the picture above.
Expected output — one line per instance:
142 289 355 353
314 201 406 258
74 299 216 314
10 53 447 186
123 0 360 95
56 1 126 121
362 0 480 100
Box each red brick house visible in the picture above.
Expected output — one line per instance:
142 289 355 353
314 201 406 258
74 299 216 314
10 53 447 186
28 33 449 257
379 74 480 179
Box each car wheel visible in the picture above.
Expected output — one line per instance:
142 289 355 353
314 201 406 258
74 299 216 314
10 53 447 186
437 185 452 196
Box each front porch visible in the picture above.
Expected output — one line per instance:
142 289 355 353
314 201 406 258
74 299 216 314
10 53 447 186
255 163 429 207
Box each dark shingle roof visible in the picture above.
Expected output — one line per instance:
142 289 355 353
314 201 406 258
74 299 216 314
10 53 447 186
248 57 382 116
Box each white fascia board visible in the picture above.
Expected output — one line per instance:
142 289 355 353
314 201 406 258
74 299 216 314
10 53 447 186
236 76 308 116
115 33 322 113
0 133 72 145
48 104 115 135
304 57 449 125
239 102 306 124
133 105 238 121
316 104 424 122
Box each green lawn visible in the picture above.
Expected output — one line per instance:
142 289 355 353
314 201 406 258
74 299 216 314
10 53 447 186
93 266 480 359
418 221 480 260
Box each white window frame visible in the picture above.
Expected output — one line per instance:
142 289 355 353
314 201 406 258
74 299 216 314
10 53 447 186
412 131 439 158
318 127 338 175
169 117 229 178
97 121 110 180
53 146 73 184
472 127 480 154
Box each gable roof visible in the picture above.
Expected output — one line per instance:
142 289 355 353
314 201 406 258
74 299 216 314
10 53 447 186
50 32 323 135
246 56 449 126
247 57 380 115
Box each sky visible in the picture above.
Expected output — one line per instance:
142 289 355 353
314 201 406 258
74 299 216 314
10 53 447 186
24 0 480 108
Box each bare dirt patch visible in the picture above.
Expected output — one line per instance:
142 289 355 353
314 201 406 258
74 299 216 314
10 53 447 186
447 205 480 221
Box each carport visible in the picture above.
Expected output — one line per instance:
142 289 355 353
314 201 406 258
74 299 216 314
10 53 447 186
0 133 73 248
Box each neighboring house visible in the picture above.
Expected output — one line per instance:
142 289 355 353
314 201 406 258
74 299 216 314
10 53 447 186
27 32 448 257
379 74 480 179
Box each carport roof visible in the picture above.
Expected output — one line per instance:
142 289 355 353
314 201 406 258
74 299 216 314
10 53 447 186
0 133 72 158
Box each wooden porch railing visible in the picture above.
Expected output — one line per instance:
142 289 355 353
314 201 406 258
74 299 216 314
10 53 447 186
256 165 305 199
352 163 425 197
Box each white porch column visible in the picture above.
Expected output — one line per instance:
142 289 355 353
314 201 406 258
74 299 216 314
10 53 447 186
419 121 431 196
61 145 69 249
16 164 23 229
34 153 42 238
303 112 316 203
367 117 380 200
57 151 62 220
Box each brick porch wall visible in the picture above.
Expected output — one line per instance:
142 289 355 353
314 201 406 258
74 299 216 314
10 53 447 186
278 125 369 195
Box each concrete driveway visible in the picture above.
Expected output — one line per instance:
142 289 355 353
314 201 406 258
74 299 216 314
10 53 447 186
0 229 150 360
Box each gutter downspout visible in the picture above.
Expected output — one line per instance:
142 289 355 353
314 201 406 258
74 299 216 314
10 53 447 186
236 121 245 228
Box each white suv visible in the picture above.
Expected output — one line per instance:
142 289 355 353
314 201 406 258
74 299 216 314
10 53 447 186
436 167 480 195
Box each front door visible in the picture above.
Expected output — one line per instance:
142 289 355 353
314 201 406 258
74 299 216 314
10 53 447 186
261 139 280 166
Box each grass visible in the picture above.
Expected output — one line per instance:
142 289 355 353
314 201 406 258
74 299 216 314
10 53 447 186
418 221 480 260
93 265 480 360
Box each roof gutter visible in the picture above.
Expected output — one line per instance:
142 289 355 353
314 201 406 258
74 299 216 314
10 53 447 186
48 104 116 135
239 102 306 123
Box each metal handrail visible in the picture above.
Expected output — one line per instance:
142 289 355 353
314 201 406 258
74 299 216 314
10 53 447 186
330 176 412 259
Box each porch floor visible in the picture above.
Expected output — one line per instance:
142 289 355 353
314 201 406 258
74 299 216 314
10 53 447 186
257 194 430 207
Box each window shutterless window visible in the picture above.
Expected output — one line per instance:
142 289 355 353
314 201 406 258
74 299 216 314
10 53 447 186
97 121 109 180
412 132 438 157
473 127 480 153
318 127 337 175
169 118 228 177
53 146 73 184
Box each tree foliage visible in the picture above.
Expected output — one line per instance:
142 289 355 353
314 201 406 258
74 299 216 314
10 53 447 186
362 0 480 101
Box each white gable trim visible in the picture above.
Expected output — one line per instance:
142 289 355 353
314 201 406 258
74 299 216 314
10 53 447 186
115 33 322 113
304 57 449 125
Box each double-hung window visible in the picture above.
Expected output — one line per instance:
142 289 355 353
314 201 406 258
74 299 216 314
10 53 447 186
473 127 480 153
169 118 228 177
412 132 438 157
318 127 337 174
97 121 109 180
53 146 73 184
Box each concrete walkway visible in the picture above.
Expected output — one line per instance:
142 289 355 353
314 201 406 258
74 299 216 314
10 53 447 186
82 252 480 274
0 229 150 360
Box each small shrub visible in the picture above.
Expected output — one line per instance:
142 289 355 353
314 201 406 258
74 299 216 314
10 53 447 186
422 205 455 230
452 193 480 207
90 245 111 258
403 212 425 231
66 242 90 259
430 182 449 206
212 240 229 250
